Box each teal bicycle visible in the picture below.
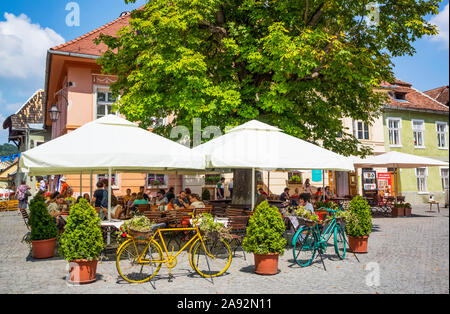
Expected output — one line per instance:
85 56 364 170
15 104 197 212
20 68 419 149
292 208 346 268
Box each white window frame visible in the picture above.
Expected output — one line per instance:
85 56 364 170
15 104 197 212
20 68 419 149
356 121 370 140
440 167 449 190
93 85 120 120
412 119 425 149
436 121 448 150
387 117 402 147
96 173 120 190
146 174 169 189
415 167 428 193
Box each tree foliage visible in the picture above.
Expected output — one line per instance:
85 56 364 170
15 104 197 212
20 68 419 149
97 0 440 156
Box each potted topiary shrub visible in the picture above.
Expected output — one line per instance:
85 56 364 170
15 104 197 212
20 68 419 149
391 202 404 217
243 201 287 275
59 199 104 284
345 195 372 253
29 194 59 259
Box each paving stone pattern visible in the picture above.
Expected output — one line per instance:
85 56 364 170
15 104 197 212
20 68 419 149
0 205 448 294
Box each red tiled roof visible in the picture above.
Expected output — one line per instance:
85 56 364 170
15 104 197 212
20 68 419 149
381 80 449 113
424 85 449 107
51 12 132 56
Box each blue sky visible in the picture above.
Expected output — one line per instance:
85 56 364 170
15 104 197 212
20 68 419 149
0 0 448 146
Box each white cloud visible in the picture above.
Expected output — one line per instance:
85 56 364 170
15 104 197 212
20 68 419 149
0 13 65 79
429 4 449 48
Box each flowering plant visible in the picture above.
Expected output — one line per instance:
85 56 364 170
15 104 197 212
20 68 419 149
150 178 163 186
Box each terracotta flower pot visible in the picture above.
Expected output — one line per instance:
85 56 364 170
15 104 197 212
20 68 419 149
348 236 369 253
68 259 98 284
254 253 279 275
32 238 56 259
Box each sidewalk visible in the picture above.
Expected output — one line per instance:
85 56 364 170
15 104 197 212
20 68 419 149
0 205 448 294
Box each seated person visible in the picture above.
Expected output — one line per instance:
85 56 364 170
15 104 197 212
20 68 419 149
122 188 132 206
254 193 268 210
83 193 91 203
133 192 149 206
64 188 76 208
172 191 190 209
324 186 333 200
280 188 290 202
166 187 175 203
47 194 67 230
155 189 168 205
110 195 126 219
298 193 315 214
187 194 205 209
258 188 268 196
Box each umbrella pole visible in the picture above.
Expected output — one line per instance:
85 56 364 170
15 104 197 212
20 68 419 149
322 169 325 201
395 168 398 203
90 170 93 200
251 168 255 210
107 167 112 245
80 173 82 198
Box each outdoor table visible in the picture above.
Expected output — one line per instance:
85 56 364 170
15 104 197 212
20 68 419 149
427 200 440 213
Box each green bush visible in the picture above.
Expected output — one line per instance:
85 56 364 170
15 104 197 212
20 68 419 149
29 195 59 241
59 199 104 261
243 201 287 255
345 195 372 238
202 189 211 201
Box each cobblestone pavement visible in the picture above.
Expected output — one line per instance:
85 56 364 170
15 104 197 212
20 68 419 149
0 205 448 294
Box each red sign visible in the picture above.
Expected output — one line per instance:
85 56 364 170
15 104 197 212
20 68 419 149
377 173 392 196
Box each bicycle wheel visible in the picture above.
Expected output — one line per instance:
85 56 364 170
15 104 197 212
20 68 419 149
190 238 232 278
333 224 346 260
116 239 163 283
292 226 317 267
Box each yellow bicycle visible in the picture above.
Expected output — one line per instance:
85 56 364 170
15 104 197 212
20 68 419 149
116 222 232 283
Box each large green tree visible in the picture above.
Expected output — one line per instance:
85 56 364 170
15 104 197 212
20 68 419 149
97 0 440 157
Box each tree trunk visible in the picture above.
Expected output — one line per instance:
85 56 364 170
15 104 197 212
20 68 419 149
231 169 255 206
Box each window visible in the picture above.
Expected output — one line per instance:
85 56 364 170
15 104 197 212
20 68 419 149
393 92 407 101
441 168 449 190
436 122 448 149
412 120 425 148
357 122 370 140
97 173 119 189
288 171 303 183
146 174 168 188
387 118 402 146
96 89 117 119
416 168 427 192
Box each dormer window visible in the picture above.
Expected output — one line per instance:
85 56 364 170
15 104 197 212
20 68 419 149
393 91 407 101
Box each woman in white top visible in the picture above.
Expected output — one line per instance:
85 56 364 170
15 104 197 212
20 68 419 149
187 194 205 209
304 179 312 195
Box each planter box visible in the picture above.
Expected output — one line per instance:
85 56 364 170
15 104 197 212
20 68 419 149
404 207 412 217
391 207 404 217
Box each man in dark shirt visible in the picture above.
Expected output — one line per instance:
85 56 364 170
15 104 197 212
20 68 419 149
172 191 190 209
166 187 175 203
280 188 290 202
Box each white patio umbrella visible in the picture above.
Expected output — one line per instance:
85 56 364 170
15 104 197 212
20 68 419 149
193 120 354 208
20 115 205 225
353 151 448 201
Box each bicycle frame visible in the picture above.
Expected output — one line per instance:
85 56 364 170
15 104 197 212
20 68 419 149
127 225 212 265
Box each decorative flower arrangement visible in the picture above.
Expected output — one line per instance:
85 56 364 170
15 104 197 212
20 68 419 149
117 216 154 240
197 213 232 242
295 206 319 224
150 178 164 186
288 175 302 184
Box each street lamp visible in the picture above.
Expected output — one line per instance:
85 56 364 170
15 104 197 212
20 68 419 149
48 104 60 122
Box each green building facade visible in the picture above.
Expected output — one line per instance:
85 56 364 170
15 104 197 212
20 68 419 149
381 81 449 206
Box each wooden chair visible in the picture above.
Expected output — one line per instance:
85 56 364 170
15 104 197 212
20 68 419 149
19 207 31 230
226 207 247 217
7 200 19 211
143 210 166 224
166 210 185 228
227 215 249 260
137 204 150 213
193 207 212 217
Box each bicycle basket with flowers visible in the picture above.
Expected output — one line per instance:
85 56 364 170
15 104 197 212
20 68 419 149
118 216 154 240
295 206 319 227
197 213 233 242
